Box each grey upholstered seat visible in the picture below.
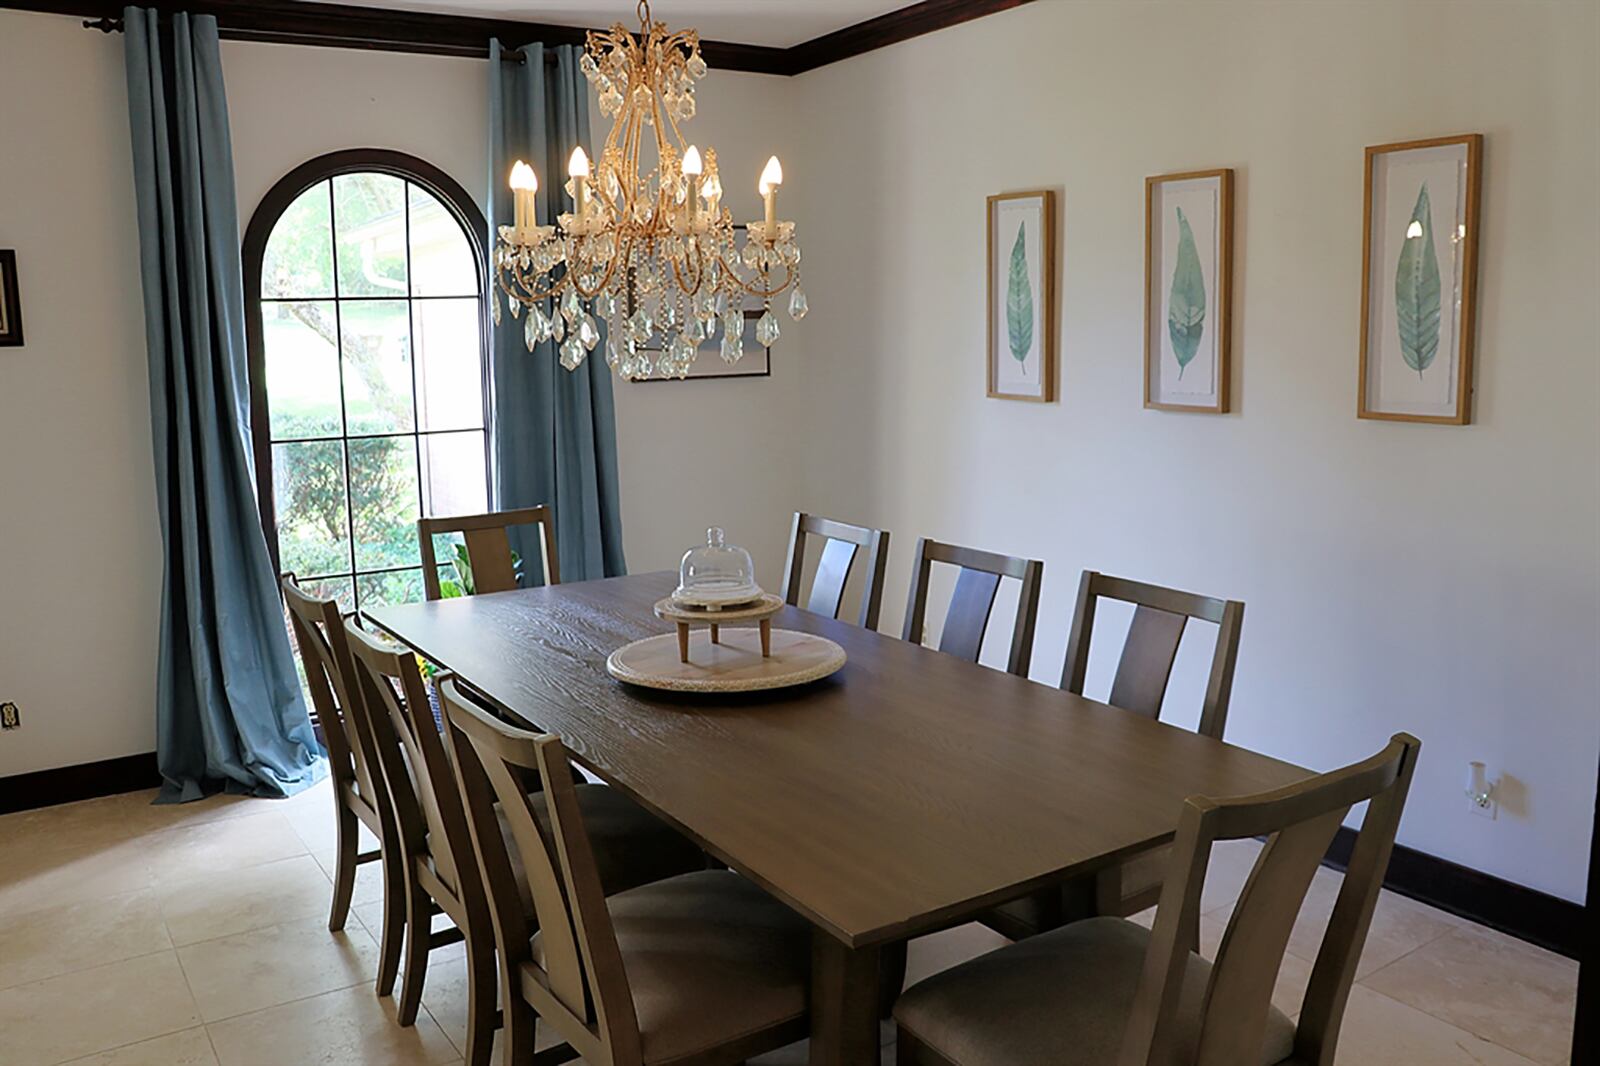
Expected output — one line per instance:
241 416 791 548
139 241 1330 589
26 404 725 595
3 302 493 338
989 846 1170 937
534 870 811 1065
894 917 1296 1066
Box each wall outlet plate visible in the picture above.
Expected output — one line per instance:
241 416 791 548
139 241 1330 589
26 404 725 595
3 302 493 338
1468 792 1497 820
0 701 18 730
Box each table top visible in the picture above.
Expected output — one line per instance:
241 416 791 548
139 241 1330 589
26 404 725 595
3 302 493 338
368 572 1310 948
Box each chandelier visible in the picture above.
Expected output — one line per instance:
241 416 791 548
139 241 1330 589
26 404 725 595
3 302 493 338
492 0 807 380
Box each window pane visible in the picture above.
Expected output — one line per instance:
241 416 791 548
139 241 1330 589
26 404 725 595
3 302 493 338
409 184 478 298
272 440 351 578
297 574 355 614
341 300 414 435
357 568 426 609
413 298 485 431
264 301 342 440
349 436 421 570
262 181 334 299
334 173 408 297
420 431 488 517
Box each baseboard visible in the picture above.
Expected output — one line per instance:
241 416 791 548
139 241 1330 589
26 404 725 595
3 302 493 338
0 752 161 815
1325 826 1582 960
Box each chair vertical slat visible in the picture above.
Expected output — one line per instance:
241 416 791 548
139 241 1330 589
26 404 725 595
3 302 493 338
1108 605 1189 719
807 537 860 619
939 568 1002 663
463 527 518 595
781 511 891 629
902 538 1043 678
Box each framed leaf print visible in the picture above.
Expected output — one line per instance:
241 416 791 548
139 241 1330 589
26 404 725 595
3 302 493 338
986 190 1056 402
1145 170 1232 413
1359 134 1482 424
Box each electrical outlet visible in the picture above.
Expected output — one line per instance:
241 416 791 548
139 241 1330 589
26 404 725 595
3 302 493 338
1468 791 1497 820
0 702 18 730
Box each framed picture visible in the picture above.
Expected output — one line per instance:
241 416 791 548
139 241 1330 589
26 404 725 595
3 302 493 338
1145 169 1233 413
1359 134 1482 424
986 190 1056 402
637 307 770 382
0 250 22 347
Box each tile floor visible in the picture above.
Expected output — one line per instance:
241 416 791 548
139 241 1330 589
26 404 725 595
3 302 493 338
0 780 1578 1065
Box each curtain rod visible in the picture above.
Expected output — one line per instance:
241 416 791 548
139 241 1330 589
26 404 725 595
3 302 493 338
81 15 543 63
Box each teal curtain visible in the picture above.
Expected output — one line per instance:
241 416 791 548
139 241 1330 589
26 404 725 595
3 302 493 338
124 7 324 802
488 40 627 582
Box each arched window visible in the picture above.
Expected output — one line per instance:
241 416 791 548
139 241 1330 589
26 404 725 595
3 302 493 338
245 149 491 611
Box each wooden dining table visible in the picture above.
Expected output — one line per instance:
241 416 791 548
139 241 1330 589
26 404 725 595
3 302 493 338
367 571 1311 1065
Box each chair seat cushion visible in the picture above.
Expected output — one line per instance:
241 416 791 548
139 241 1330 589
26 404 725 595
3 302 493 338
895 917 1296 1066
990 847 1173 938
537 869 810 1065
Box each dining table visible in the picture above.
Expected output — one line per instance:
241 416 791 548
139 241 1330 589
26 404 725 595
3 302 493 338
367 570 1312 1065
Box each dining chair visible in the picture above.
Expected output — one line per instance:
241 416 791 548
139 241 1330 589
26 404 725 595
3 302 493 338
419 505 559 600
986 571 1246 939
896 733 1421 1066
280 575 405 999
439 675 814 1066
780 511 891 629
901 537 1044 677
343 622 705 1066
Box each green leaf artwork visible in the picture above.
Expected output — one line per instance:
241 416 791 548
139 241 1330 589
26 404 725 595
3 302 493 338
1167 207 1206 378
1394 182 1442 379
1005 221 1034 365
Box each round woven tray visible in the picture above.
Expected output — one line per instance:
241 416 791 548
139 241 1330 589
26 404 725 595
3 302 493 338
606 627 846 693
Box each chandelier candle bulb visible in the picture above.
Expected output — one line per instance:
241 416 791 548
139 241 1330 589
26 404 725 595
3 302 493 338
759 156 783 236
509 160 538 233
683 145 703 224
568 147 591 222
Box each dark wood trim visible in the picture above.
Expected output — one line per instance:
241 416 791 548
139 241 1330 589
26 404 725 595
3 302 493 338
17 0 1034 74
242 148 490 576
0 752 160 814
1574 747 1598 1061
1324 826 1583 960
784 0 1038 74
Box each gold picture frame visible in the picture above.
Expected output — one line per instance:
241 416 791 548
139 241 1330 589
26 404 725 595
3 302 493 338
1358 134 1482 424
986 189 1057 402
1144 169 1233 413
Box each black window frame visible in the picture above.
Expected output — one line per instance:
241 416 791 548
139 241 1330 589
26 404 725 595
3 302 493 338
243 148 493 599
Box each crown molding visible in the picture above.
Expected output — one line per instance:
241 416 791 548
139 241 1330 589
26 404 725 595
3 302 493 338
7 0 1036 73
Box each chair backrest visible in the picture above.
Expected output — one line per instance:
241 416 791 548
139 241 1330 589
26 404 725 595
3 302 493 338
1061 571 1245 739
419 506 560 600
1118 733 1421 1066
343 619 477 899
438 677 642 1066
780 512 891 629
281 574 381 805
901 537 1044 677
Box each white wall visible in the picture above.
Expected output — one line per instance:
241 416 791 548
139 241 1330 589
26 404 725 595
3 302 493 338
787 0 1600 901
0 15 800 775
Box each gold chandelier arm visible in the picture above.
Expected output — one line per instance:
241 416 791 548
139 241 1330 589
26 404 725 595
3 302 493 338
716 252 797 301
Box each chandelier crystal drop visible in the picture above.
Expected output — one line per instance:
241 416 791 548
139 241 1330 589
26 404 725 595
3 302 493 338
494 0 807 380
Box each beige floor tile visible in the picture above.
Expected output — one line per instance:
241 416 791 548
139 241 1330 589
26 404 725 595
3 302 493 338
0 888 171 990
206 983 459 1066
361 904 463 966
59 1027 219 1066
0 835 159 916
0 951 201 1065
159 855 334 947
284 800 379 854
144 811 308 885
1362 924 1577 1064
0 791 260 861
1200 836 1264 914
1278 869 1462 977
315 848 388 909
176 915 379 1022
1330 985 1542 1065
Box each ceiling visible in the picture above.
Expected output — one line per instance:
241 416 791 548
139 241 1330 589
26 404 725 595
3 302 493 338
301 0 913 48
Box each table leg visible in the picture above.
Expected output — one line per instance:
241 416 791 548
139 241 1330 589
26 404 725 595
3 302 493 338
710 623 720 644
676 623 689 664
810 930 883 1066
760 618 772 657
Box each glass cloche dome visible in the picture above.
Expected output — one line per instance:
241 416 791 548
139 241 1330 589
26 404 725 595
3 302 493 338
674 527 762 607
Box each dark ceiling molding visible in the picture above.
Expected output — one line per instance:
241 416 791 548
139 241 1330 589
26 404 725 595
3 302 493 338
784 0 1037 74
8 0 1034 74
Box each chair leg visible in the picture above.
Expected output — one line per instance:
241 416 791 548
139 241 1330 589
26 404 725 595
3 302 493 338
503 982 537 1065
397 873 432 1026
374 842 405 997
462 935 498 1066
328 801 360 932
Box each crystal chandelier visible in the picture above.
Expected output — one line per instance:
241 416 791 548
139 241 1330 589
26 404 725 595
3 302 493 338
492 0 807 380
